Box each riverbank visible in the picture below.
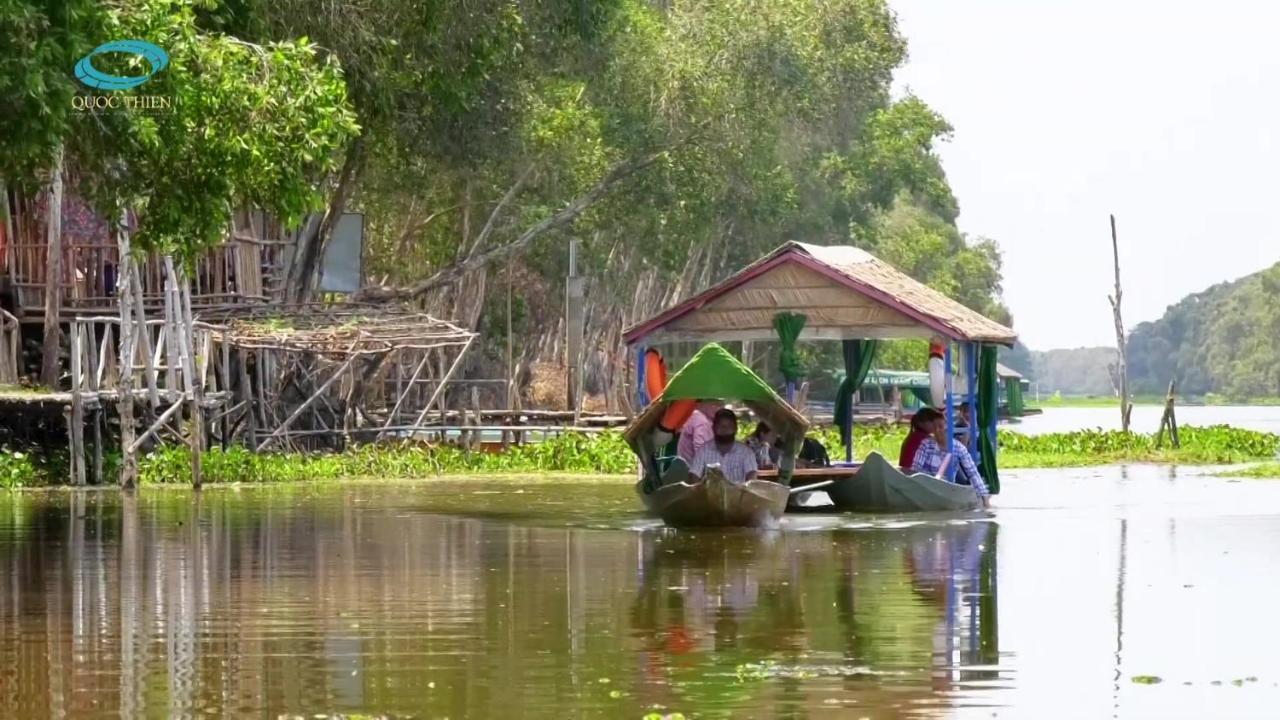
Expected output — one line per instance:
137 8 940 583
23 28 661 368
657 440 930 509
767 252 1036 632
1220 463 1280 479
2 424 1276 487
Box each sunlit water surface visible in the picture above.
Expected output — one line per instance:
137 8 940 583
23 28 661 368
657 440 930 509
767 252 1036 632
1010 405 1280 435
2 466 1280 719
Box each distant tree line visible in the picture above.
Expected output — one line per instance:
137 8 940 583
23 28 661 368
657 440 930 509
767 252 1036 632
995 262 1280 400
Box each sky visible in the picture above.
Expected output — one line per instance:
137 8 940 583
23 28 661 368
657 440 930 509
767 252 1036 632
889 0 1280 350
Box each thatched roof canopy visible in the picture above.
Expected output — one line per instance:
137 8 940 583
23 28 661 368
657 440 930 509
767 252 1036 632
624 242 1017 346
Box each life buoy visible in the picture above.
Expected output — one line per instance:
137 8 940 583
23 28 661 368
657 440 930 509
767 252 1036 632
659 399 696 434
644 349 667 401
928 341 946 408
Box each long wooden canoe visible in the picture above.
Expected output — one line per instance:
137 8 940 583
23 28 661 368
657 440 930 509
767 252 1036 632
825 451 980 512
636 465 790 528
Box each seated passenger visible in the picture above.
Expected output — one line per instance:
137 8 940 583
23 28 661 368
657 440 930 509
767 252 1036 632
689 408 758 485
677 399 722 462
911 413 991 508
899 408 941 471
745 421 779 470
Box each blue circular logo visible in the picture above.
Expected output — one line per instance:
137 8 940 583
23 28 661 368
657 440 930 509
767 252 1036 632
74 40 169 91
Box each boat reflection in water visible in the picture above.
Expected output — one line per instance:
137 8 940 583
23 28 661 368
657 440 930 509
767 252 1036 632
629 520 1000 716
0 486 1000 718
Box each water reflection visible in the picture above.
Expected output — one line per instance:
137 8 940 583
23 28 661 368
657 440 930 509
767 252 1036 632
0 489 1005 719
6 472 1280 719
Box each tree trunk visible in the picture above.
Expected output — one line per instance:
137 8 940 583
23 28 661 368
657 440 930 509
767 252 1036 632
41 146 65 387
1108 214 1132 432
285 137 365 304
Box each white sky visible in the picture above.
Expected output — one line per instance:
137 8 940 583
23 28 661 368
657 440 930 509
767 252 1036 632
890 0 1280 349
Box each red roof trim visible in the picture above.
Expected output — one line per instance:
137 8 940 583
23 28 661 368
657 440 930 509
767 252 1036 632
624 246 965 345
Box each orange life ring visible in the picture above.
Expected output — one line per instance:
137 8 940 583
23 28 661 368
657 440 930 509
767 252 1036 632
659 399 696 433
644 349 667 400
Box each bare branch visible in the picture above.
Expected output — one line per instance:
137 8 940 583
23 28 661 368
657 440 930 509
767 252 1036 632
356 140 682 303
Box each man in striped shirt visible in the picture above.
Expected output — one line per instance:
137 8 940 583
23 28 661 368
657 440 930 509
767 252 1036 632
688 408 759 485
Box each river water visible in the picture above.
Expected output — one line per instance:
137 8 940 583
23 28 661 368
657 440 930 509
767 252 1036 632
2 469 1279 719
1009 405 1280 435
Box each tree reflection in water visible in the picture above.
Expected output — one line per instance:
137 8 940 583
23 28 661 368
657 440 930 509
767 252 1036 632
0 488 1000 719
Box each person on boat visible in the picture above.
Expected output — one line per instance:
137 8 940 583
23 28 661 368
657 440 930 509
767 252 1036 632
899 408 941 471
745 421 779 470
688 408 758 485
677 399 722 462
911 414 991 507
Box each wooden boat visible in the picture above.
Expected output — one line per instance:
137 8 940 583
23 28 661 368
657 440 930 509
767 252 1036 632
635 465 790 528
624 344 810 528
824 451 979 512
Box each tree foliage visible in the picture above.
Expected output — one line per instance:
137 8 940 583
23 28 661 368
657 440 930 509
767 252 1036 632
1129 262 1280 398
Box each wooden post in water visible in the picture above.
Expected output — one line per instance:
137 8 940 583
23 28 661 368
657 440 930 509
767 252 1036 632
40 146 65 388
565 239 584 422
1156 380 1180 449
68 320 85 486
1108 214 1133 432
116 222 139 489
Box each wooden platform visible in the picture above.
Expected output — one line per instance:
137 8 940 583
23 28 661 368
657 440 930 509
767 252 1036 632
758 466 861 481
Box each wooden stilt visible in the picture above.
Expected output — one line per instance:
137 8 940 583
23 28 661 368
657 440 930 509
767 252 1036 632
40 146 65 388
116 224 139 489
239 349 258 447
256 351 358 451
69 322 86 486
377 351 431 440
219 337 231 449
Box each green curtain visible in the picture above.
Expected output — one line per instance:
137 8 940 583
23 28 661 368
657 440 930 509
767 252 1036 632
978 344 1000 494
834 340 878 454
773 312 808 383
1006 379 1025 416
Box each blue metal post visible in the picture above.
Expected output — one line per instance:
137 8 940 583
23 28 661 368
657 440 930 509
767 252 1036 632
636 345 648 408
987 345 999 463
966 342 979 461
944 345 955 455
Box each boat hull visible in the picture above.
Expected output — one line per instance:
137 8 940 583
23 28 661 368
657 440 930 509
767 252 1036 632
636 466 790 528
825 451 979 512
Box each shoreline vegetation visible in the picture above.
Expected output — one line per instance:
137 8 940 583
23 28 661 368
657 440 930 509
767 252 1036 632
1 424 1277 487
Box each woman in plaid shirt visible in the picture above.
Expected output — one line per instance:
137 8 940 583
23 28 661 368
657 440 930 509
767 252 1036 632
910 413 991 507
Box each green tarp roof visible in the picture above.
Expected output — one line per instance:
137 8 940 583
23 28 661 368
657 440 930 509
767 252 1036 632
660 342 785 404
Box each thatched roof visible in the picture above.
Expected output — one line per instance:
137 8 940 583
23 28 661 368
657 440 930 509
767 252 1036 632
624 242 1017 346
202 305 476 357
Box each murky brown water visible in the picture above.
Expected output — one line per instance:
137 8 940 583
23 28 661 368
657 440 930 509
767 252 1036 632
2 466 1280 719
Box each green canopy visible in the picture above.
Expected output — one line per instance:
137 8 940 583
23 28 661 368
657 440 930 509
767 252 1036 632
661 342 784 404
773 312 807 383
978 345 1000 494
834 339 878 458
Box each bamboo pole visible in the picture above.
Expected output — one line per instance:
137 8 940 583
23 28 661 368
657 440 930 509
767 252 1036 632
411 336 475 429
219 336 231 449
167 258 204 489
116 223 138 489
256 351 358 451
130 266 159 411
128 399 184 455
69 320 85 486
40 146 65 387
377 350 432 440
238 349 258 447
